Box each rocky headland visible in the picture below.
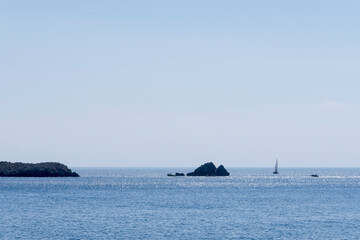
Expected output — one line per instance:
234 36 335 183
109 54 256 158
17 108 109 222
187 162 230 176
0 161 80 177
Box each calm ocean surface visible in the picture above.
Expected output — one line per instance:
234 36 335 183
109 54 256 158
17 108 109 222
1 168 359 240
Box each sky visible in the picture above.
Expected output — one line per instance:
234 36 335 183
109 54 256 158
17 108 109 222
0 0 359 167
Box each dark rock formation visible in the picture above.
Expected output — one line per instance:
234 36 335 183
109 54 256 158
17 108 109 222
187 162 216 176
167 172 185 177
0 161 79 177
216 165 230 176
187 162 230 176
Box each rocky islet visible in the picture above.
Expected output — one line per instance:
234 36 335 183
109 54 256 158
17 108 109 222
0 161 79 177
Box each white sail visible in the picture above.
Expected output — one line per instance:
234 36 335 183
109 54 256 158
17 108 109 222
273 159 279 174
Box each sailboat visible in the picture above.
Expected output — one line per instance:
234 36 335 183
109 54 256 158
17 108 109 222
273 159 279 174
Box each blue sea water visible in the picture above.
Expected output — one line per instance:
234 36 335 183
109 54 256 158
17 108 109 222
1 168 360 240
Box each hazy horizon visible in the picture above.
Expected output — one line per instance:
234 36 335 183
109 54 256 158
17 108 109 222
1 1 360 168
68 166 360 169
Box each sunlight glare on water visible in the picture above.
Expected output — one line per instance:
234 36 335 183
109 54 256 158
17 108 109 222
0 168 359 239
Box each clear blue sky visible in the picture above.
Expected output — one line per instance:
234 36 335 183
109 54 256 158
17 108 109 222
1 1 359 167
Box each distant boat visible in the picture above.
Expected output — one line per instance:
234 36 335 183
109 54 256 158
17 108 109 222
311 174 319 177
273 159 279 174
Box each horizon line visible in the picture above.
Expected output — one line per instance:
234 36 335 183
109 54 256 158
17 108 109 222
70 166 360 169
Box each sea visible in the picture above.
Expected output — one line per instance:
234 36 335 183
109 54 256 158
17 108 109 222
0 168 359 240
